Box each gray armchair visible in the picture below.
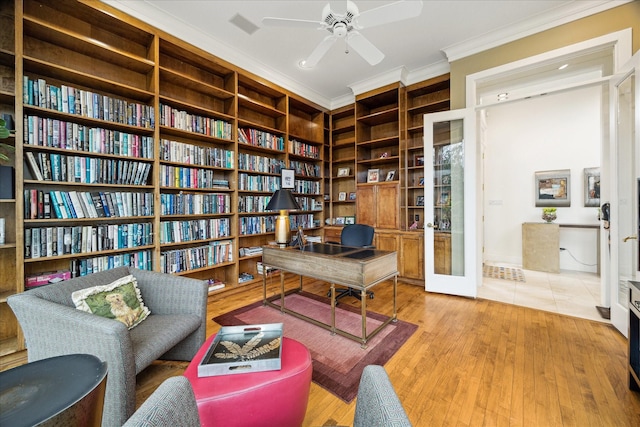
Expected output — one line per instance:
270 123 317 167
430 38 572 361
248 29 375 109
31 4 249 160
7 266 208 427
354 365 412 427
123 376 200 427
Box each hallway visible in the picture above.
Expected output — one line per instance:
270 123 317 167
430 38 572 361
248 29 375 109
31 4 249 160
478 265 608 323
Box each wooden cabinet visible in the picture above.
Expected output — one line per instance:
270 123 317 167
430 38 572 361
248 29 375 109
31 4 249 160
356 183 399 230
434 232 452 275
400 232 424 281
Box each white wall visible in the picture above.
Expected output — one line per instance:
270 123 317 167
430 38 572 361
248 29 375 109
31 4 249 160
483 85 601 273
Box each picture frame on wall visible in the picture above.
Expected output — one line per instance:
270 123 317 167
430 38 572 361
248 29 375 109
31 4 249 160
367 169 380 183
336 167 350 177
583 167 600 207
535 169 571 207
281 168 295 189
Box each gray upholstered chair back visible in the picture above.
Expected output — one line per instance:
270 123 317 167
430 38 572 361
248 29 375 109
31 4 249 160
354 365 412 427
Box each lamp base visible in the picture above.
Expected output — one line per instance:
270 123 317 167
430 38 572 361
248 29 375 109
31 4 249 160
274 210 290 248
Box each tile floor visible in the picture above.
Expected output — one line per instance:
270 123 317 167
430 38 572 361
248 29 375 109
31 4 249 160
478 264 609 323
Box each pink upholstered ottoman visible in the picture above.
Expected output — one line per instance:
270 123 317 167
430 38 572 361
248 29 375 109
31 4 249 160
184 334 312 427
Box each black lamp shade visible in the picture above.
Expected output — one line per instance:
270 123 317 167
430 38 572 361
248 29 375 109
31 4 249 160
266 189 300 211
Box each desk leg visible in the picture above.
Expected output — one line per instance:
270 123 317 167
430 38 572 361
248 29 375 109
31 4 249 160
330 284 336 335
392 276 398 322
361 289 367 348
262 271 267 305
280 272 285 313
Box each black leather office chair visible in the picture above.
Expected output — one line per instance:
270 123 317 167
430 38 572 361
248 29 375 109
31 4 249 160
327 224 375 302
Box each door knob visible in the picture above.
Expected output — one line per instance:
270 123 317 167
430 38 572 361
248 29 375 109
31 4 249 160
623 235 638 242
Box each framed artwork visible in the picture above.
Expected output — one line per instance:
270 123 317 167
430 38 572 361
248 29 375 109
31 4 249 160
335 217 345 225
439 191 450 206
367 169 380 183
415 155 424 166
416 195 424 206
535 169 571 207
349 192 356 200
345 216 355 225
418 177 424 186
281 168 295 189
337 167 350 177
584 167 600 207
441 173 451 184
338 191 347 201
385 170 395 181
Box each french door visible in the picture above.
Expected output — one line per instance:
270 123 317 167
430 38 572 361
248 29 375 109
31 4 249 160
423 109 479 297
610 51 640 337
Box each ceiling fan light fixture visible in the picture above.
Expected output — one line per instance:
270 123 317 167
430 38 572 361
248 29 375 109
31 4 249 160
333 22 348 38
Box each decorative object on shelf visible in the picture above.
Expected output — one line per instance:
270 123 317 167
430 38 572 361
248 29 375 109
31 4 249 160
0 117 14 166
415 155 424 166
418 177 424 186
416 196 424 206
535 169 571 207
265 188 301 247
349 192 357 200
335 217 345 225
385 170 395 181
542 207 557 223
441 173 451 184
367 169 380 183
0 217 4 245
338 192 347 201
439 191 450 206
337 167 350 177
281 168 295 189
345 216 355 225
583 167 600 207
380 152 389 158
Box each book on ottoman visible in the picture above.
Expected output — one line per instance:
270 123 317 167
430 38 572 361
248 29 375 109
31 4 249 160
198 323 283 377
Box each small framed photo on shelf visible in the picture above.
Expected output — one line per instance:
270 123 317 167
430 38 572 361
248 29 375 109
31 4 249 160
379 152 389 159
441 174 451 185
385 170 396 181
337 167 350 177
367 169 380 183
335 217 345 225
418 177 424 186
439 191 450 206
338 191 347 201
349 192 357 200
345 216 356 225
281 168 295 189
416 196 425 206
415 155 424 166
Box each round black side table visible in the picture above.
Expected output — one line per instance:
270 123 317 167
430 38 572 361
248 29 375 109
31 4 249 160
0 353 108 427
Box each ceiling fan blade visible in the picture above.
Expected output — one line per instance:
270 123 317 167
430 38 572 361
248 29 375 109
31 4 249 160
262 17 324 29
355 0 423 29
347 32 384 65
302 35 337 68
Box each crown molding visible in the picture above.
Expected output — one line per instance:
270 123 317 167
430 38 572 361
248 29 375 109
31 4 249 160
348 67 408 96
405 61 451 86
442 0 632 62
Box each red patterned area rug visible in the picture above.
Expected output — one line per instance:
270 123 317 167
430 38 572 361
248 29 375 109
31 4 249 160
213 291 417 402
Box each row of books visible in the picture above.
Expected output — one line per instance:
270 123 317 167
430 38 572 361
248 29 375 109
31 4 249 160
238 127 285 151
160 240 234 274
289 139 321 159
159 104 232 140
289 160 321 178
24 222 154 259
159 165 230 189
160 192 230 216
238 195 272 213
25 151 152 185
294 196 323 212
24 190 153 220
23 76 154 129
239 246 263 257
239 216 276 236
289 214 317 230
159 218 231 244
238 152 286 174
292 179 321 195
23 115 154 159
160 139 234 168
237 173 280 192
69 251 153 277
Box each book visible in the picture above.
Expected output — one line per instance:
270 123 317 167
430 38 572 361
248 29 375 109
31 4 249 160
25 270 71 288
25 151 44 181
91 192 106 217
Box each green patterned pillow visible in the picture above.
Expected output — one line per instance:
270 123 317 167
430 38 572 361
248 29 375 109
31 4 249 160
72 275 150 330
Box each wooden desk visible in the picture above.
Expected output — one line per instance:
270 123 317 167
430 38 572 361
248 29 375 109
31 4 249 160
262 243 398 347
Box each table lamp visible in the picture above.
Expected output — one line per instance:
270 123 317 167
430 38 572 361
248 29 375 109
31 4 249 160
265 189 300 247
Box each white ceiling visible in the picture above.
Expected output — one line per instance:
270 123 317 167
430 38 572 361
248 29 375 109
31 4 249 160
103 0 626 109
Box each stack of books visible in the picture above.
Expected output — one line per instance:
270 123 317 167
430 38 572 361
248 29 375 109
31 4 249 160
206 278 225 293
239 246 263 257
256 262 279 275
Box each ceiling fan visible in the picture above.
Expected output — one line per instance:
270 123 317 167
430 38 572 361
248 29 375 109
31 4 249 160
262 1 423 68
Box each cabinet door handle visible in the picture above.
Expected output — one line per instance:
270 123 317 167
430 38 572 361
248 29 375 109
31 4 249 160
623 235 638 242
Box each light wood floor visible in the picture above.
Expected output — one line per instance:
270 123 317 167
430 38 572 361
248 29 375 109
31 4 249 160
134 275 640 426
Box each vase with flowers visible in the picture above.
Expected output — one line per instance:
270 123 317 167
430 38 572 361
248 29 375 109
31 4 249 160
542 207 557 223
